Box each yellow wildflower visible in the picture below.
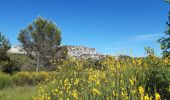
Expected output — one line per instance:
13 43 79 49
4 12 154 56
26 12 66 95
132 59 136 65
112 81 115 87
138 86 144 94
144 94 152 100
55 88 58 93
137 59 142 65
155 92 161 100
144 95 149 100
71 90 78 99
64 78 69 88
74 78 79 85
91 88 101 95
132 89 136 94
96 80 100 85
129 78 136 86
143 62 147 68
163 58 169 65
47 96 51 100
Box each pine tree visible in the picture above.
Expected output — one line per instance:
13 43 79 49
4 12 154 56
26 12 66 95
158 1 170 58
18 17 62 71
0 32 11 61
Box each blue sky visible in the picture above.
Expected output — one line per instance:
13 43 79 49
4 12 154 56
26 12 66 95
0 0 169 57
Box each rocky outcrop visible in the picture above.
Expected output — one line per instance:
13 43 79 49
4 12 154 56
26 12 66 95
7 45 26 54
8 45 105 60
66 46 104 60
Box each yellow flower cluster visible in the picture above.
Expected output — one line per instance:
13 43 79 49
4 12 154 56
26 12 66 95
32 56 169 100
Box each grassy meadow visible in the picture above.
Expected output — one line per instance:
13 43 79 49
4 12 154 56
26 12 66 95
0 86 37 100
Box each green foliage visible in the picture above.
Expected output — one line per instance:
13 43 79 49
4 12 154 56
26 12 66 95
32 55 170 99
117 54 132 60
142 55 170 99
0 61 20 74
165 0 170 3
0 86 38 100
144 47 155 56
18 16 62 71
8 53 35 71
145 67 170 99
0 32 10 61
12 71 52 86
158 2 170 58
48 46 69 71
0 33 20 74
0 54 169 99
0 73 12 90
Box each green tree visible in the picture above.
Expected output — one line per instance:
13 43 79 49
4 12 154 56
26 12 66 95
0 32 19 74
18 17 62 71
158 1 170 58
165 0 170 3
0 32 11 61
144 47 155 56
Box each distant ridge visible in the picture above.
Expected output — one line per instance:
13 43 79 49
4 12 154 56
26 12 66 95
8 45 26 54
8 45 105 60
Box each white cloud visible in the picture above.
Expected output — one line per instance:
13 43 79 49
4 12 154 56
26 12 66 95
113 33 163 45
129 33 162 41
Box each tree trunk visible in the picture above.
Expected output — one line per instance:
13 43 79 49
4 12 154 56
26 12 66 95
36 53 40 71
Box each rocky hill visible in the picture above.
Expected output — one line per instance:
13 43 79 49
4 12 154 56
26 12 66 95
66 46 104 60
8 45 105 60
8 45 26 54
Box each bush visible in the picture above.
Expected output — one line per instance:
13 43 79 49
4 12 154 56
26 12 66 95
12 71 52 86
145 67 170 99
8 53 35 71
0 72 12 90
0 60 20 74
33 56 170 100
32 57 146 100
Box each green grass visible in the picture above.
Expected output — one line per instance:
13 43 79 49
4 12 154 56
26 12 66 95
0 73 12 90
0 85 37 100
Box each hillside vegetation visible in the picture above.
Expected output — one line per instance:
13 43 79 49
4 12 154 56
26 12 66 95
0 1 170 99
0 55 170 100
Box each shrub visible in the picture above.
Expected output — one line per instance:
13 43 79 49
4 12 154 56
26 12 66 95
0 60 20 74
8 53 35 71
0 72 12 90
33 56 170 100
33 57 148 100
145 67 170 99
12 71 52 86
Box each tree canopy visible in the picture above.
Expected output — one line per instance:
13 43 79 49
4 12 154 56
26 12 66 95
18 17 62 71
165 0 170 3
158 1 170 58
0 32 11 61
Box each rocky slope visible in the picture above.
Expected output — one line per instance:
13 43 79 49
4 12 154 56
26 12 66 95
8 45 105 60
8 45 26 54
